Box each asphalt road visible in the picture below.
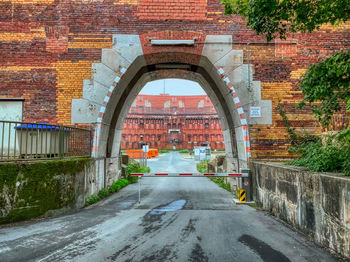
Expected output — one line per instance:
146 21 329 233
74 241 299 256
0 152 341 262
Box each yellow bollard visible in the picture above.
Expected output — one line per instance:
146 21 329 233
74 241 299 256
238 188 246 203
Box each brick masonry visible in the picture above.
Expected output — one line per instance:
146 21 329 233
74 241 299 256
122 94 225 150
0 0 349 159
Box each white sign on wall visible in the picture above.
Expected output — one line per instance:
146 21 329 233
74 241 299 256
250 106 261 118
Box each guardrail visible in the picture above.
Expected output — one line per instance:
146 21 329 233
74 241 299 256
0 120 91 162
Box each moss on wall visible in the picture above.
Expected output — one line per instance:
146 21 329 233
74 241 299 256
0 158 90 224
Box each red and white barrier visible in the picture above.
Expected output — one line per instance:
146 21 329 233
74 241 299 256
130 173 248 177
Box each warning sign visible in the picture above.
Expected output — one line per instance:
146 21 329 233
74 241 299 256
238 188 246 203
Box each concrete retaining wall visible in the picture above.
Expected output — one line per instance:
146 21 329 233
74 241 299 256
249 161 350 259
0 158 105 224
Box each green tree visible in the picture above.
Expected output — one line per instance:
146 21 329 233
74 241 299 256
297 50 350 127
221 0 350 41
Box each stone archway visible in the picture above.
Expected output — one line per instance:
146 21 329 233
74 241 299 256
71 33 272 187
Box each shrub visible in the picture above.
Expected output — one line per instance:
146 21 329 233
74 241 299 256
196 161 208 173
98 188 110 199
179 150 188 154
109 182 121 193
128 176 139 183
125 163 151 183
288 137 350 176
86 194 100 206
119 179 129 187
126 162 140 176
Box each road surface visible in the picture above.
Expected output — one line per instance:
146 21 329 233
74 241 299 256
0 152 341 261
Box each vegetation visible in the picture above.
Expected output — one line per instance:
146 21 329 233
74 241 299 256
278 51 349 176
125 162 150 183
288 138 350 175
85 162 151 206
0 158 91 223
196 160 208 173
278 105 350 176
209 177 232 192
159 149 170 153
221 0 350 41
196 160 232 192
85 178 131 206
86 194 100 205
297 50 350 128
179 149 189 154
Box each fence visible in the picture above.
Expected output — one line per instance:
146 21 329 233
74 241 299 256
0 120 91 162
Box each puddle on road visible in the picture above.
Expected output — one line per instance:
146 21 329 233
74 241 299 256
141 200 186 234
150 200 187 216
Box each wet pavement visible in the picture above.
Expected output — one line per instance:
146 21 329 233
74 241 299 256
0 152 342 262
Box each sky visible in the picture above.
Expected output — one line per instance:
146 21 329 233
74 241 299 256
139 79 206 96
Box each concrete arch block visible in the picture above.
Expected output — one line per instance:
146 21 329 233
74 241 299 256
202 35 232 64
71 98 101 123
228 64 253 84
214 49 243 74
112 34 143 63
102 48 131 73
91 63 118 88
82 80 109 105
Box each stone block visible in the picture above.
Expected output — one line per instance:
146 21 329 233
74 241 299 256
228 64 252 84
91 63 118 88
214 49 243 74
71 99 101 123
202 35 232 64
101 48 131 73
112 34 143 63
82 80 109 105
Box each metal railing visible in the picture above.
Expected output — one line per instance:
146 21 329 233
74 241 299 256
0 120 91 162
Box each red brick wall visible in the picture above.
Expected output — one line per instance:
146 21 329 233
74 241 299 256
138 0 207 20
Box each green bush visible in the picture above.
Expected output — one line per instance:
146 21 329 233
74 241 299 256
125 163 150 183
98 188 110 199
86 194 100 205
119 179 129 187
109 182 121 193
196 161 208 173
288 137 350 176
179 150 189 154
126 162 140 176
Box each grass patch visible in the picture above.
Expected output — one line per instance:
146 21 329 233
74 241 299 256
209 177 231 192
179 149 189 154
159 149 170 153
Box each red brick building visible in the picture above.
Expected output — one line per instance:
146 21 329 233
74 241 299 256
121 94 225 150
